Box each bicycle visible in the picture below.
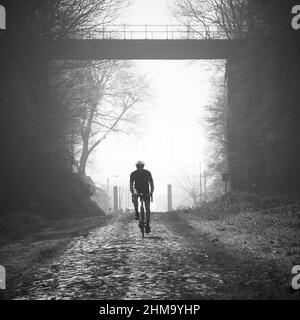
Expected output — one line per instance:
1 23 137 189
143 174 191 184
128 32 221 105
136 193 153 238
137 193 146 238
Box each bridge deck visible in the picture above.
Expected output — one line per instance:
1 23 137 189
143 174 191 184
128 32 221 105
43 39 245 60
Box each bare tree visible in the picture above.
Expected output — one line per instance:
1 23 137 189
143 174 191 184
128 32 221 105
177 175 201 207
199 71 233 196
44 0 134 173
73 61 150 176
50 59 150 177
203 75 228 169
28 0 130 39
171 0 247 194
171 0 248 39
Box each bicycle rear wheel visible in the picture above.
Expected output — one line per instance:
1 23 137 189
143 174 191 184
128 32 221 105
139 205 145 238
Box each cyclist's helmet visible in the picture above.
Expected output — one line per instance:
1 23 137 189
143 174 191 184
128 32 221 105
136 160 145 169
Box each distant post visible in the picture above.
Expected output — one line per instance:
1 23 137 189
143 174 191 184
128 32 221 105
106 178 109 214
204 170 207 201
199 161 203 203
167 184 173 212
113 186 118 213
222 173 230 193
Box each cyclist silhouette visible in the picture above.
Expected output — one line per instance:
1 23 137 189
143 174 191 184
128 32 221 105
130 161 154 233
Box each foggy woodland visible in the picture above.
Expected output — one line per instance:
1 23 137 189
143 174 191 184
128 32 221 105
0 0 300 222
174 0 300 198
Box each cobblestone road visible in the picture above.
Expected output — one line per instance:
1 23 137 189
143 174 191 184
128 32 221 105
13 213 291 299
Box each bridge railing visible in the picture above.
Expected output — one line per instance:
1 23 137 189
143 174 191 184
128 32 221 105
79 25 244 40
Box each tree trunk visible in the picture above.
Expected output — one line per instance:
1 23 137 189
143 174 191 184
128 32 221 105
78 139 89 177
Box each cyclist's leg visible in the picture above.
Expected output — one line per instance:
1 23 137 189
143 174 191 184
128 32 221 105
132 194 139 219
145 199 150 215
144 197 151 232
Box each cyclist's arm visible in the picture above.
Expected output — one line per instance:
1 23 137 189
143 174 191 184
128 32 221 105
129 174 135 194
149 174 154 194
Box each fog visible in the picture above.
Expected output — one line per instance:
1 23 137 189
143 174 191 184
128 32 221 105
86 0 222 211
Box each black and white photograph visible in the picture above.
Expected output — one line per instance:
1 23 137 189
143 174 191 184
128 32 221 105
0 0 299 307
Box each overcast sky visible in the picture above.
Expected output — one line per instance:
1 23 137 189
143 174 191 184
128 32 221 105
87 0 223 211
